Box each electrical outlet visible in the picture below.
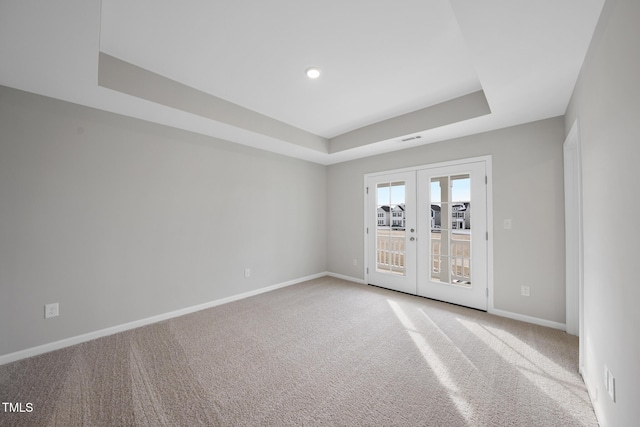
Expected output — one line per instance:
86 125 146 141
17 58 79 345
609 376 616 402
45 303 59 319
244 268 251 278
521 286 530 296
604 365 616 402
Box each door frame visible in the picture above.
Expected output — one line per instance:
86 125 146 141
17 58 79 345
364 155 494 309
563 119 584 372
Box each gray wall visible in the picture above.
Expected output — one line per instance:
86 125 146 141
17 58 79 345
0 86 327 357
565 0 640 424
327 117 567 323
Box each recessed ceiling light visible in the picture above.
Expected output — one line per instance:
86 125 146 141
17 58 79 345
305 67 321 79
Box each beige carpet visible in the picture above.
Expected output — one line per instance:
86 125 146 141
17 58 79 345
0 277 597 426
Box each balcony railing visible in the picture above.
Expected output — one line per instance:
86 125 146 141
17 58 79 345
376 232 406 275
376 229 471 285
431 237 471 286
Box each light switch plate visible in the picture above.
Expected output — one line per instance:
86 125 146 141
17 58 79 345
45 303 59 318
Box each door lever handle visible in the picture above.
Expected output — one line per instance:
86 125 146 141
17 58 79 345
410 237 416 241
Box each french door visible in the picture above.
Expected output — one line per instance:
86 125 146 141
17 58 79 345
366 159 488 310
366 171 417 294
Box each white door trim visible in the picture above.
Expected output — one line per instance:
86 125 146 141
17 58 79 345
563 120 584 368
364 156 493 310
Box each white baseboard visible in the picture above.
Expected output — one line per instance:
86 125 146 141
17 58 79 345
489 308 566 331
326 272 366 284
1 273 569 365
0 272 327 366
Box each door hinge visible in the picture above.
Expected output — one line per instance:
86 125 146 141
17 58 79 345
486 288 489 297
486 231 488 240
366 267 369 274
366 227 369 234
485 175 487 184
366 187 369 194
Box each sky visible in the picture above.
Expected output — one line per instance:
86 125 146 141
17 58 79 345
432 178 470 203
377 177 470 206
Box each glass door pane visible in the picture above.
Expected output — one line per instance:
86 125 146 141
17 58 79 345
429 174 472 287
451 174 471 287
376 181 406 276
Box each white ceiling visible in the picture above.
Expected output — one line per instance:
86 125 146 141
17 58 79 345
0 0 605 165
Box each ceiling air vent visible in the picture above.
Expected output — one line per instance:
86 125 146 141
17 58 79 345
400 135 422 142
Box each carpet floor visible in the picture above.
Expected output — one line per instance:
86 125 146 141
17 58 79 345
0 277 597 426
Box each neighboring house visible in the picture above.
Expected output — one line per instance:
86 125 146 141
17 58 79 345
431 202 471 230
431 204 441 229
382 202 468 230
392 203 405 229
452 203 466 230
377 205 390 226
